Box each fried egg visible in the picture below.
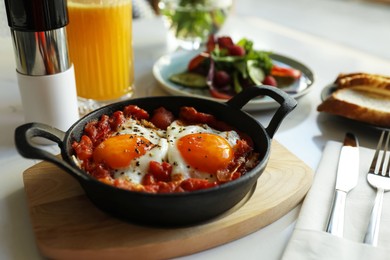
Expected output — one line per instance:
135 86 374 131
93 118 168 184
166 121 241 181
89 117 241 184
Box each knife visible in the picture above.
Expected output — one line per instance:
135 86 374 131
325 132 359 237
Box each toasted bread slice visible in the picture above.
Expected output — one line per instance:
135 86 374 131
317 88 390 127
335 72 390 91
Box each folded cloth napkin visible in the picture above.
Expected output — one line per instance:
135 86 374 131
282 141 390 260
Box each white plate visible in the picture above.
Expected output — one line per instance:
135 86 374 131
153 50 314 111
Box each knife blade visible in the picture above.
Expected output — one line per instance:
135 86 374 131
325 132 359 237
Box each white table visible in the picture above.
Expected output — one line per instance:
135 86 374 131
1 0 390 259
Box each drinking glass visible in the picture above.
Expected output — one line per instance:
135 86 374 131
66 0 134 115
158 0 233 50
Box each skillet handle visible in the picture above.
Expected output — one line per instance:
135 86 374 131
14 123 88 180
226 85 297 139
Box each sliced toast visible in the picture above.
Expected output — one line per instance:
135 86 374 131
317 87 390 127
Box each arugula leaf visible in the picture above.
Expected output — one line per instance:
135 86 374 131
233 71 242 93
248 50 273 74
234 61 248 79
236 38 253 53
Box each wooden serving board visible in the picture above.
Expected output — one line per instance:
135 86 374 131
23 141 313 260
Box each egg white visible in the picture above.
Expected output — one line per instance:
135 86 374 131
165 120 241 181
111 118 169 184
115 117 166 145
113 138 169 184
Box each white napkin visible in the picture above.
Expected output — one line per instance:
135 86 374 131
282 141 390 260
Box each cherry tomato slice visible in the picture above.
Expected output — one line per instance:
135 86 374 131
271 65 301 79
262 75 277 86
188 54 206 72
209 88 234 100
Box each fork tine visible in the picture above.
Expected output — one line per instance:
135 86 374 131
378 131 390 176
370 131 385 173
385 132 390 177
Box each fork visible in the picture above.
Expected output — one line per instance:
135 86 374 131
363 130 390 246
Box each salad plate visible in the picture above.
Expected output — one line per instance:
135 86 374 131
153 50 314 111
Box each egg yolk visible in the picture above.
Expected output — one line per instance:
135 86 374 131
177 133 234 174
93 134 153 169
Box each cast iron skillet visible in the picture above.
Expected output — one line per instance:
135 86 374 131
15 86 297 227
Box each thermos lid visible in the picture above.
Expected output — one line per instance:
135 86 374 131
4 0 68 32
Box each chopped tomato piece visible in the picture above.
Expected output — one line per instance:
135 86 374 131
72 135 93 160
143 184 159 193
148 161 172 182
180 178 218 191
271 65 301 79
91 164 111 179
84 115 111 143
157 181 179 193
231 171 242 180
142 173 156 186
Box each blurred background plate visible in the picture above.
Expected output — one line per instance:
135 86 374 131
153 50 314 111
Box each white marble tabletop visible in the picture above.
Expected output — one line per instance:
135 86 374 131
1 0 390 259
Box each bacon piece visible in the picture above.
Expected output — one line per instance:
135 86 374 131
123 105 149 120
179 106 232 131
109 111 125 130
150 107 175 130
84 115 112 145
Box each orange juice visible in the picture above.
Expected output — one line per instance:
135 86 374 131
67 0 133 101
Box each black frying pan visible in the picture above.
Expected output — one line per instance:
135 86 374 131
15 86 297 227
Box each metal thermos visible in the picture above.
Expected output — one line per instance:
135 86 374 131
4 0 79 135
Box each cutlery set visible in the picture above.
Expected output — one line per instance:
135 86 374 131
326 131 390 246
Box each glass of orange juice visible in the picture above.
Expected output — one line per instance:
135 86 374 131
66 0 133 115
